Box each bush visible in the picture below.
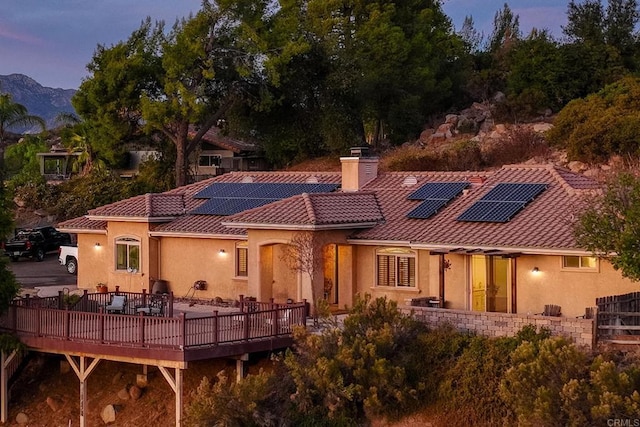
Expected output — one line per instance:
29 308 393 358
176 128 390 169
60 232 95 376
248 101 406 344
482 127 551 166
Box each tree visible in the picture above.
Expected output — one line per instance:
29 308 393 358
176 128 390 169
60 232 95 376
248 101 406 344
280 232 327 318
0 93 45 178
575 171 640 281
74 3 257 186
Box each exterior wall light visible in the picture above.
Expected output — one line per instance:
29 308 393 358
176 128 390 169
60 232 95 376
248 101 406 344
94 243 101 248
218 249 226 255
531 267 540 274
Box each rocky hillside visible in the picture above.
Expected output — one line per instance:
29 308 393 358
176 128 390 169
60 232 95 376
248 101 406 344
0 74 76 132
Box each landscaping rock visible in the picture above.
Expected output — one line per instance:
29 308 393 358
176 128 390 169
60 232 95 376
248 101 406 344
46 396 61 412
112 371 124 384
101 404 116 424
117 387 130 400
129 385 142 400
15 412 29 425
136 374 148 388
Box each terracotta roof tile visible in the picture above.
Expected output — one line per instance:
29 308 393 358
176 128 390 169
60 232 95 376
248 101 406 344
223 192 384 227
57 216 106 232
353 164 596 251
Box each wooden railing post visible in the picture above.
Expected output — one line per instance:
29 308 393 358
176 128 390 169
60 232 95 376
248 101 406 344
142 289 147 307
180 313 186 349
169 292 174 318
272 305 278 336
58 291 64 310
213 311 218 345
65 310 70 340
243 312 250 341
99 308 105 343
239 295 245 312
139 313 145 345
115 286 120 295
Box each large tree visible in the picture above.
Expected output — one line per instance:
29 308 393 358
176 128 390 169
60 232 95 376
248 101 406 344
576 171 640 281
74 2 258 186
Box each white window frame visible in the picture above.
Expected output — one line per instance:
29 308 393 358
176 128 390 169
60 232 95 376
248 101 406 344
199 154 222 167
376 248 416 288
115 237 140 272
561 255 598 271
236 242 248 277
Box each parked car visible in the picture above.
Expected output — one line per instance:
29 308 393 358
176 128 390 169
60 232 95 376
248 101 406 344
58 245 78 275
3 226 71 262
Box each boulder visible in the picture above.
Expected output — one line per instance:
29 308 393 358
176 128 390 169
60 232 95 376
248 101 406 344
136 374 148 388
46 396 61 412
444 114 458 125
16 412 29 425
533 122 553 133
129 385 143 400
567 161 587 173
117 387 130 400
101 405 116 424
112 371 124 385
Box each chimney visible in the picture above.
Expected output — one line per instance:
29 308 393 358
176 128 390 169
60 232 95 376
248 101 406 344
340 147 378 192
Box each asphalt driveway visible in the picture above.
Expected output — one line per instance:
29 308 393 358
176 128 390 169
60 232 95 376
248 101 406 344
6 253 77 290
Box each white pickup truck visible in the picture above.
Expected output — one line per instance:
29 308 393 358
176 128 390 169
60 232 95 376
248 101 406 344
58 245 78 275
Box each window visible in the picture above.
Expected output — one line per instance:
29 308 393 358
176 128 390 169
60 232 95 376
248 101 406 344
376 248 416 287
236 242 248 277
562 256 597 270
116 237 140 271
199 154 222 167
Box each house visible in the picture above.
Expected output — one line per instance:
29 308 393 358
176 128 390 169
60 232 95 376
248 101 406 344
57 150 636 319
190 127 267 180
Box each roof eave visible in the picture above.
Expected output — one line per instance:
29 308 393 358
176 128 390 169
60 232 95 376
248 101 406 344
56 228 107 235
148 231 247 239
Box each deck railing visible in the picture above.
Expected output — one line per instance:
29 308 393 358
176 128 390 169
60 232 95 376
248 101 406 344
0 301 306 350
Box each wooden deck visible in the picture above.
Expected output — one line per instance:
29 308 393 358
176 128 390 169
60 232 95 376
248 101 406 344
0 297 307 365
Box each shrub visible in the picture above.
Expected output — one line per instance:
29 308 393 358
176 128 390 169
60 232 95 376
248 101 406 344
482 127 551 166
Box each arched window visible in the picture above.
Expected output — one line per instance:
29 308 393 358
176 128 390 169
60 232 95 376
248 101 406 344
376 248 416 287
115 237 140 271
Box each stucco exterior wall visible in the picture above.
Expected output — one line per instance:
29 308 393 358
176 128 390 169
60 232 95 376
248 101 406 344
104 222 151 293
157 236 246 299
515 255 638 318
77 233 108 290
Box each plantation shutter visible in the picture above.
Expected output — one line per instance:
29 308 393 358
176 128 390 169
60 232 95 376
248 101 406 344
377 255 395 286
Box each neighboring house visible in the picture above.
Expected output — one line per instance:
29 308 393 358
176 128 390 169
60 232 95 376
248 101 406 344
57 150 635 318
191 127 267 180
36 144 81 180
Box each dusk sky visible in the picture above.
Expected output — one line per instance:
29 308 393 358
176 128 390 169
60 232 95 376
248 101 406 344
0 1 570 90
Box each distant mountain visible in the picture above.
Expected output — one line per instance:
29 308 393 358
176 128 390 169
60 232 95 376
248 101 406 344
0 74 76 133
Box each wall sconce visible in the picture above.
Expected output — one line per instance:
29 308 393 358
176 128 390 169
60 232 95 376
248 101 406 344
94 242 101 248
218 249 226 256
531 267 540 274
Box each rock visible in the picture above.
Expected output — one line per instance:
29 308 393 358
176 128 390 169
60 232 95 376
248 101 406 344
60 360 70 374
435 122 454 138
493 91 506 103
418 128 434 142
533 122 553 133
117 387 130 400
601 164 611 171
136 374 148 388
583 168 600 178
567 161 586 173
15 412 29 425
46 396 61 412
444 114 458 125
494 124 507 133
112 371 124 384
129 385 143 400
101 404 116 424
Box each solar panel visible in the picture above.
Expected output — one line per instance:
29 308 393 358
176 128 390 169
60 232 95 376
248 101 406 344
191 182 340 215
405 182 470 219
407 199 449 219
407 182 469 200
457 183 547 223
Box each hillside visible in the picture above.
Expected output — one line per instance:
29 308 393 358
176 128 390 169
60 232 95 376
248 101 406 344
0 74 76 132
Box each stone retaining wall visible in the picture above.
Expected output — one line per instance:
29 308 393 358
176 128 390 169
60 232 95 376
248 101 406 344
403 306 596 349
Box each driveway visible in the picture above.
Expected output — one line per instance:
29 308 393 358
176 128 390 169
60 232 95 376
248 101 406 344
6 253 77 291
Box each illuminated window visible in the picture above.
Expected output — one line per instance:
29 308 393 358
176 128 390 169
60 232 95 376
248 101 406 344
115 237 140 271
236 242 248 277
376 248 416 287
562 256 597 270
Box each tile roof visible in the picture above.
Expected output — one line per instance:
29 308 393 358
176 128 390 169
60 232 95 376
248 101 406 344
353 164 595 251
191 127 258 153
88 194 185 218
222 192 384 228
57 216 107 232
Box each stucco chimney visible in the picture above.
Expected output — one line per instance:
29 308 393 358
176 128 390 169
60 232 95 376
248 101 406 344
340 147 378 192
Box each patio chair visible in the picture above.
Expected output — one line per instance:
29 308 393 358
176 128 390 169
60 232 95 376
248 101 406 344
536 304 561 317
105 295 127 314
136 296 164 316
266 308 292 328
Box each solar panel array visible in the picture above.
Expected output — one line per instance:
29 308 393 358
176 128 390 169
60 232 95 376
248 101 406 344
191 182 339 216
457 183 547 223
406 182 470 219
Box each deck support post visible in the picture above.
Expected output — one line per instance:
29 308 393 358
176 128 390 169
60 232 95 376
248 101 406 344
1 350 17 423
235 354 249 383
158 366 184 427
65 355 101 427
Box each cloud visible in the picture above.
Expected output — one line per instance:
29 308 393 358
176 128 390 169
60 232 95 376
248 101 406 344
0 23 44 46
